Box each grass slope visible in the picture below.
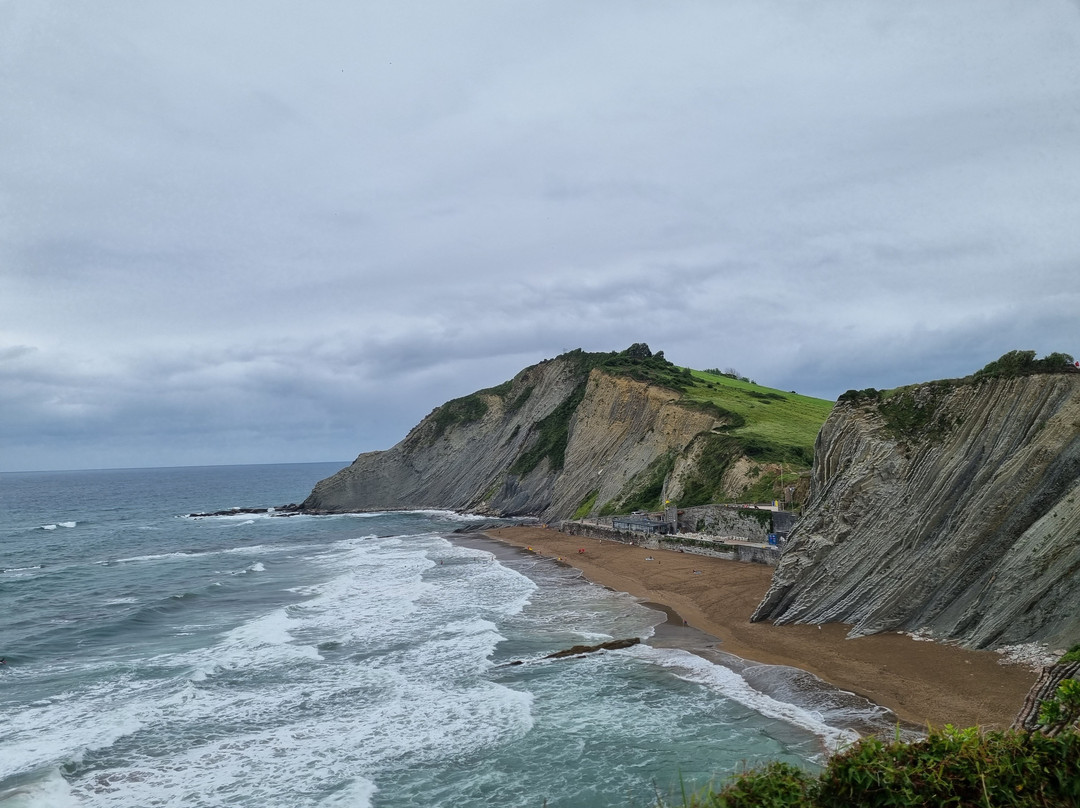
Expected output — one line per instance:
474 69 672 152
682 370 833 466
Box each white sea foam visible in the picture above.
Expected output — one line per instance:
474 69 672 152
221 542 311 555
58 521 77 528
339 509 489 521
102 550 211 564
20 533 535 806
228 560 267 576
39 524 57 531
8 511 840 807
497 558 657 644
183 511 277 522
386 508 492 522
0 766 81 808
628 644 859 752
0 674 148 783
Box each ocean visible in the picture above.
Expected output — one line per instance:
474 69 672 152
1 462 867 807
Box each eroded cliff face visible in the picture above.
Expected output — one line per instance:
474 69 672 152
301 354 722 522
545 371 719 517
753 375 1080 650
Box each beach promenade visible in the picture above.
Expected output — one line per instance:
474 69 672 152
484 525 1038 731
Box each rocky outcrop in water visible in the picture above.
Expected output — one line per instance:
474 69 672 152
544 638 641 659
753 373 1080 650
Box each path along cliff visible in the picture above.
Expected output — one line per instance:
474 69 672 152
753 373 1080 651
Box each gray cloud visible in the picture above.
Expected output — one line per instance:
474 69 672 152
2 1 1079 470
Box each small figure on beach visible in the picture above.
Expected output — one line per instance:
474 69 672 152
578 548 585 554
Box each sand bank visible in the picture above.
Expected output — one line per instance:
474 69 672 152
483 526 1037 730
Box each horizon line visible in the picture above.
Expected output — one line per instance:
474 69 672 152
0 459 352 475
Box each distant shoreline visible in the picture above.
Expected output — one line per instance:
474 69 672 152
478 525 1037 731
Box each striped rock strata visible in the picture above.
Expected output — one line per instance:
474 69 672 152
753 374 1080 649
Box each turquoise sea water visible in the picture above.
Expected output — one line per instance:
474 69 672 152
1 463 860 807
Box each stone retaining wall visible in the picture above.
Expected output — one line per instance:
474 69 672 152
675 504 773 541
558 520 780 565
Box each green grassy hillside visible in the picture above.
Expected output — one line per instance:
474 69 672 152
583 346 833 510
574 346 832 466
682 370 834 466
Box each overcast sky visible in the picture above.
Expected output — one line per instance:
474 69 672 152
2 1 1079 472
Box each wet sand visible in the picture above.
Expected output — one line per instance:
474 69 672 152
483 526 1038 730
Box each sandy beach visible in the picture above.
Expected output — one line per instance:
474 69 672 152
483 526 1038 730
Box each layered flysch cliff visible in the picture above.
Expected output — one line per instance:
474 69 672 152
753 374 1080 650
301 349 733 522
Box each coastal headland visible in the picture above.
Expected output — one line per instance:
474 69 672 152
483 525 1038 731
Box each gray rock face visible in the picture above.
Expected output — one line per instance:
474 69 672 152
301 354 720 522
753 375 1080 650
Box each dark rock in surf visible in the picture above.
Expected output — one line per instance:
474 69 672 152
544 638 641 659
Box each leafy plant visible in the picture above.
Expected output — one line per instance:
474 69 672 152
687 761 814 807
973 350 1078 380
1058 644 1080 665
679 726 1080 808
838 388 881 404
1038 679 1080 736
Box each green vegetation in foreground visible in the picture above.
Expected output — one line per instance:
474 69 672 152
1059 644 1080 665
676 726 1080 808
1038 645 1080 737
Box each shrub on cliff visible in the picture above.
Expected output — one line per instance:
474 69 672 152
973 350 1078 380
680 726 1080 808
837 387 880 403
598 344 694 390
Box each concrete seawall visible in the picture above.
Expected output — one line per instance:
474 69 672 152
557 518 781 565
